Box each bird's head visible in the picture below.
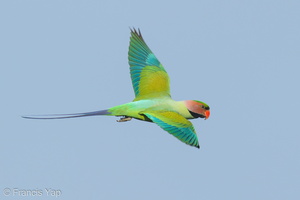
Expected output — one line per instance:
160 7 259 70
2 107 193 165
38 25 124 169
184 100 210 120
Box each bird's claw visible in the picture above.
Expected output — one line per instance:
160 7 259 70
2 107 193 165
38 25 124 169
117 116 132 122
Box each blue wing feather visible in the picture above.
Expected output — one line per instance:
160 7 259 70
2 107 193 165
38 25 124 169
129 28 170 99
142 112 200 148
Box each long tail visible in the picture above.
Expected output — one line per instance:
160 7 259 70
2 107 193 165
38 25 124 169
22 109 110 119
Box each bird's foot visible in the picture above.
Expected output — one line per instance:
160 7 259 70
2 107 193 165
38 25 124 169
117 116 132 122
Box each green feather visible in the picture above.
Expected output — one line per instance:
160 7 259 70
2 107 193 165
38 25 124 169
129 28 170 100
142 111 200 148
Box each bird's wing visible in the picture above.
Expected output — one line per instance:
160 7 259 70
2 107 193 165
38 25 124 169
129 28 170 101
141 111 200 148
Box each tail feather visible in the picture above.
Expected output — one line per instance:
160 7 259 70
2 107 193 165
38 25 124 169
22 109 110 119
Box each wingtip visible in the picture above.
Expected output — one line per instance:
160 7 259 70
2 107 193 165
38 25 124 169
129 27 144 40
129 27 139 33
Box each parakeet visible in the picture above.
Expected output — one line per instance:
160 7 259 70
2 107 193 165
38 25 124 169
23 28 210 148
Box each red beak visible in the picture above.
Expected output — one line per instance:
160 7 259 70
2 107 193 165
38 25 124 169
205 110 210 120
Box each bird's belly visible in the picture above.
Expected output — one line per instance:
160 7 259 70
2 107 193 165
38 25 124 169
109 98 191 121
109 99 159 121
109 100 168 121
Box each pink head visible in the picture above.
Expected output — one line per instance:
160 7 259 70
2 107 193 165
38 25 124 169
184 100 210 119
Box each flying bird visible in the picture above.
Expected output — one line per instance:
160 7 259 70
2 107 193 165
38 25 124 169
23 28 210 148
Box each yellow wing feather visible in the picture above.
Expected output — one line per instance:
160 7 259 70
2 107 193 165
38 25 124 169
129 28 170 101
141 111 200 148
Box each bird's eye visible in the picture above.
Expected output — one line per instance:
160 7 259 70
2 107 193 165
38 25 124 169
201 105 205 109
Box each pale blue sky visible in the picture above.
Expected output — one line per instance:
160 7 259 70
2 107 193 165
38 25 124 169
1 0 300 199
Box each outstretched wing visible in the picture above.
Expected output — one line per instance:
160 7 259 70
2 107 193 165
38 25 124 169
129 28 170 101
142 111 200 148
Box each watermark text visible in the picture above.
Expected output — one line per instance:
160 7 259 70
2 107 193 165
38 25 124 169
3 187 61 197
